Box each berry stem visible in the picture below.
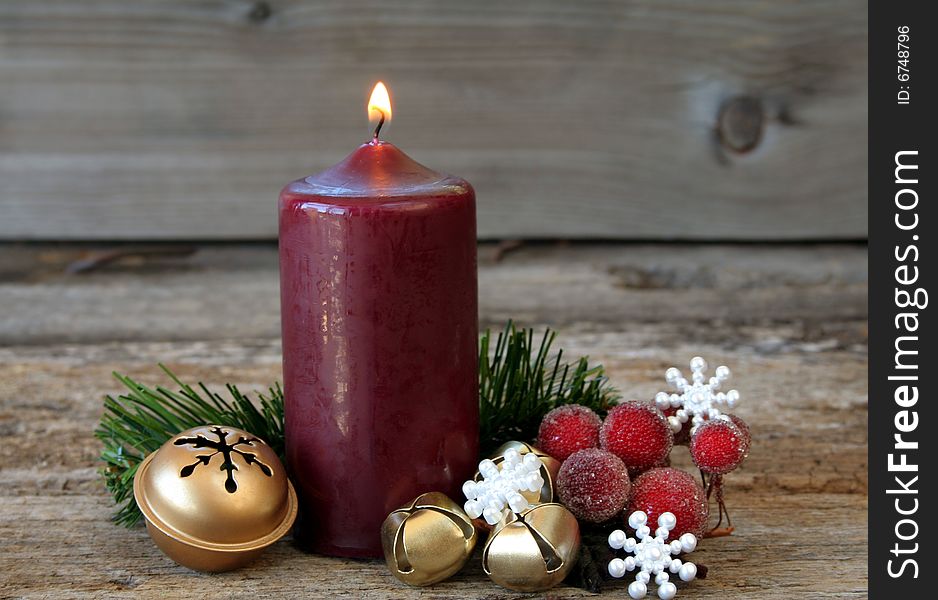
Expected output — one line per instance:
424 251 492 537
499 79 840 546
705 474 735 537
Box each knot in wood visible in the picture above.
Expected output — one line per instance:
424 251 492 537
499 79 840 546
717 96 764 154
248 1 272 23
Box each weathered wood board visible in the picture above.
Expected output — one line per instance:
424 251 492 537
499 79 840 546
0 1 867 241
0 244 867 597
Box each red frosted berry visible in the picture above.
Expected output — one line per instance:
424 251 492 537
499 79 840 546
628 467 709 541
556 448 631 523
600 401 673 472
537 404 602 462
690 418 747 474
726 413 751 456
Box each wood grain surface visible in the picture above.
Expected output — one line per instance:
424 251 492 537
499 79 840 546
0 1 867 241
0 243 868 598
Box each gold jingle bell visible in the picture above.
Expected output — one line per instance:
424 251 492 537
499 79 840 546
477 441 561 506
482 503 581 592
381 492 478 586
133 425 297 572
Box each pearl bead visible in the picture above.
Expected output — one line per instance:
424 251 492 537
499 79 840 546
608 558 627 578
726 389 740 406
628 511 648 529
655 571 670 585
608 529 627 550
715 365 730 380
628 581 648 599
624 556 637 571
668 416 682 433
522 452 540 469
669 558 682 573
655 392 671 410
462 480 477 499
464 500 482 518
680 533 697 553
679 561 697 582
624 537 637 552
637 525 651 539
690 356 707 372
479 459 498 479
636 571 650 584
507 492 529 513
657 512 677 530
657 581 677 600
665 368 681 384
655 527 670 539
482 506 502 525
670 541 683 555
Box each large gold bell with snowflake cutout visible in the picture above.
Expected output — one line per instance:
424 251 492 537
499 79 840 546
133 425 297 572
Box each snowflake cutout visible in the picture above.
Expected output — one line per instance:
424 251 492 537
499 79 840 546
462 447 545 525
174 426 272 494
608 511 699 600
655 356 739 434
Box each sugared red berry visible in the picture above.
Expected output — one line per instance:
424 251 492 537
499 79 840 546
600 401 673 472
557 448 631 523
726 413 751 456
627 467 709 540
538 404 602 462
690 418 746 474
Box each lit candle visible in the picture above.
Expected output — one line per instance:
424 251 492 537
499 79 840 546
279 83 479 558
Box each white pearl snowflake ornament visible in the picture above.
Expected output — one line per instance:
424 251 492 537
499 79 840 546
462 447 545 525
655 356 739 434
608 511 698 600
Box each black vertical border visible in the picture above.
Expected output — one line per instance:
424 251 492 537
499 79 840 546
869 1 933 596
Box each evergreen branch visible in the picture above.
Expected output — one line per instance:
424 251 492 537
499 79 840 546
478 321 619 455
96 322 618 526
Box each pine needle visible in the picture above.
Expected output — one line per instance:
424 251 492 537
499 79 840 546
96 322 618 526
478 321 619 455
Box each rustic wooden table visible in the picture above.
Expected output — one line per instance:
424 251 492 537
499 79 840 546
0 243 868 598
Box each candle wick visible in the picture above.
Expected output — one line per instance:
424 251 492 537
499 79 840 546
372 110 386 142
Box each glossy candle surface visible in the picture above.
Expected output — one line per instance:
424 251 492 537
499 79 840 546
279 141 478 558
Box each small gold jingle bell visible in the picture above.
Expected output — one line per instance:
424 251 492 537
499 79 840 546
133 425 297 572
381 492 478 586
476 441 561 506
482 502 581 592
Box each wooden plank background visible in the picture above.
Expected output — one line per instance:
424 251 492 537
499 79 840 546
0 0 868 241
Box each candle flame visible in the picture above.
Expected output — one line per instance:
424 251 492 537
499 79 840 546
368 82 392 139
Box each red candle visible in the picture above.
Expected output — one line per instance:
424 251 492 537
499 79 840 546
279 83 479 558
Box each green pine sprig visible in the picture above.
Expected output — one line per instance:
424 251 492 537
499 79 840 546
478 322 618 455
96 322 618 527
